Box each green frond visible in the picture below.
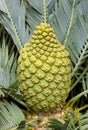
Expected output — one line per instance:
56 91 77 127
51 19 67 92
0 28 17 89
0 27 24 106
0 0 29 50
47 118 67 130
0 43 16 83
27 0 55 14
2 0 22 49
1 82 27 108
47 109 88 130
71 65 88 91
71 40 88 78
25 0 43 34
80 111 88 130
27 0 43 14
48 0 72 42
0 27 27 105
25 0 56 34
66 0 88 77
0 101 26 130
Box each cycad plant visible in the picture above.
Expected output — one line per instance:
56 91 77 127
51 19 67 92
0 0 88 130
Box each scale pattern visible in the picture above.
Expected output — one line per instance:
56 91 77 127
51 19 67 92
17 23 71 112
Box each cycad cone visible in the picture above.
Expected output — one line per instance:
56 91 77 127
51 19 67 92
17 23 71 112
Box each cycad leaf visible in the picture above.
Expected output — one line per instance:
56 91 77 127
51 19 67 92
47 109 88 130
0 101 26 130
2 83 27 108
47 118 67 130
27 0 55 14
25 1 42 36
67 0 88 77
27 0 43 13
0 26 20 99
0 27 26 104
80 111 88 130
25 0 56 36
0 0 29 50
0 1 5 13
0 29 17 88
66 0 88 90
49 0 73 42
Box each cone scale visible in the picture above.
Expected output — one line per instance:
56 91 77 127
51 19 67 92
17 23 71 112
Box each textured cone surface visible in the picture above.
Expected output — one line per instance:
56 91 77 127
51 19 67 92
17 23 71 112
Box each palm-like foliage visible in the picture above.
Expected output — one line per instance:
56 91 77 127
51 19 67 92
0 25 27 107
0 0 29 50
47 109 88 130
0 25 17 97
0 0 88 129
0 101 26 130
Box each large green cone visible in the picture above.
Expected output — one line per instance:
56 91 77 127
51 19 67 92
17 23 71 112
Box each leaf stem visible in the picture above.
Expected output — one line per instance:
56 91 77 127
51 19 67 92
43 0 47 23
64 0 75 46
